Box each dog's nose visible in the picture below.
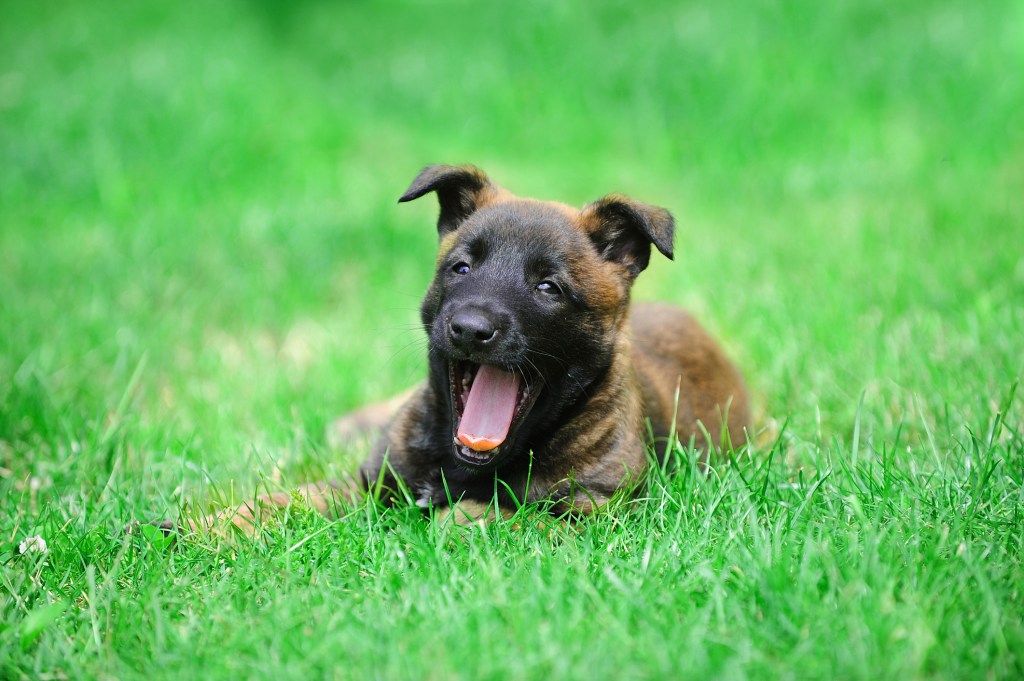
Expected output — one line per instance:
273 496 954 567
449 310 497 349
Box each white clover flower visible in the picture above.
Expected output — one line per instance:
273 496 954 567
18 535 48 555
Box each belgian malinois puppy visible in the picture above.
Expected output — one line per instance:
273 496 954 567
155 164 750 533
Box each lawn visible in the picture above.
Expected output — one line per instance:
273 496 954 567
2 0 1022 678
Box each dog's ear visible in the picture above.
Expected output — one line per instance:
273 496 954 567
399 164 497 237
580 194 675 277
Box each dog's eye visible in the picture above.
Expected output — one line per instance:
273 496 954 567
451 262 471 275
536 281 561 295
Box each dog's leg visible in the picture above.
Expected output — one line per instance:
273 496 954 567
141 386 420 541
150 477 363 539
434 499 515 527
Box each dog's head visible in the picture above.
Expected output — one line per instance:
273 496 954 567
401 164 674 469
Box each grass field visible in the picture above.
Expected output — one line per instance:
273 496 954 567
2 0 1023 678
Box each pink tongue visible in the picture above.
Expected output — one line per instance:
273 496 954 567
457 365 520 452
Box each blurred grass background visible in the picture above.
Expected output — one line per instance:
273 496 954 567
1 0 1022 678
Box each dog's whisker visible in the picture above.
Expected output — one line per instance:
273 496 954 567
384 340 430 365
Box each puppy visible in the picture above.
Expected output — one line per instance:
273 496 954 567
156 164 750 533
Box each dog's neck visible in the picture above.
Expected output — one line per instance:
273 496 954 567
532 327 644 465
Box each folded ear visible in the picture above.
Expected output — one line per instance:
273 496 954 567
580 194 675 277
399 164 497 237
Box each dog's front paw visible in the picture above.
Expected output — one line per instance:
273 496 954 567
123 519 183 548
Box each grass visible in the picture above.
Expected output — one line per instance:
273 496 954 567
1 0 1022 678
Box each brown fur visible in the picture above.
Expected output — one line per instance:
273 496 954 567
149 164 750 535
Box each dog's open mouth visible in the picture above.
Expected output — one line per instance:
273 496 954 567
450 361 541 465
